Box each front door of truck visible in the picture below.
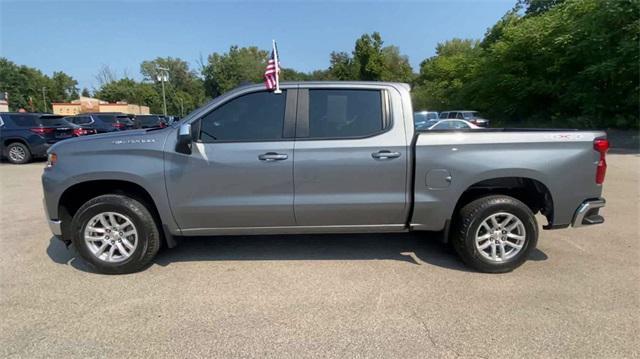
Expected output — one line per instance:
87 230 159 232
165 90 297 233
292 88 408 226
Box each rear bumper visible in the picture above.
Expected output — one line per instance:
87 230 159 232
572 198 606 227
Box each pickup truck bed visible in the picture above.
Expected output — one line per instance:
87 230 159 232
42 81 607 274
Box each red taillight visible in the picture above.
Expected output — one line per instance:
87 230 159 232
594 138 609 184
73 128 89 136
112 122 126 129
30 127 55 135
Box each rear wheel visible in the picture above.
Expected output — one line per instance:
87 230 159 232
70 194 160 274
6 142 31 164
451 195 538 273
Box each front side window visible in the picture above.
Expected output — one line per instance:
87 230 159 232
199 91 286 142
307 89 383 139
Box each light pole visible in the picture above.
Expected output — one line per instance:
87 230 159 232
177 96 184 117
156 66 169 116
41 87 48 112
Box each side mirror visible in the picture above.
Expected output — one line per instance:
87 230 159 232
176 123 192 154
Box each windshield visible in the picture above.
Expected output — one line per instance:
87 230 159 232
463 111 480 119
414 112 439 122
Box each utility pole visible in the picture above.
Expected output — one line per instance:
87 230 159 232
156 66 169 116
41 87 48 112
178 96 184 117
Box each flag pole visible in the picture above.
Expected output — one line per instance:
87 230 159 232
273 39 282 94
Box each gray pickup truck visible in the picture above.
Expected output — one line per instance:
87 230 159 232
42 82 609 274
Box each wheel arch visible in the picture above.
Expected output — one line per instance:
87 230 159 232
4 137 29 147
58 179 175 248
452 176 555 228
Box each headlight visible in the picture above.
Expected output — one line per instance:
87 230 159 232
46 153 57 168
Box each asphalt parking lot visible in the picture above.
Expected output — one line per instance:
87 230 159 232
0 154 638 358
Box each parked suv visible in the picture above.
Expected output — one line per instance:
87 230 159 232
66 113 135 133
0 113 94 164
440 111 490 127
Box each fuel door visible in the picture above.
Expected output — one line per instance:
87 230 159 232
426 169 452 189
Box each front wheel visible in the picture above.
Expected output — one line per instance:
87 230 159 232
70 194 160 274
451 195 538 273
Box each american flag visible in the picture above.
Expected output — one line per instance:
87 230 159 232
264 41 280 92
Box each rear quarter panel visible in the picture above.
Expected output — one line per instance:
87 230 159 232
411 131 606 230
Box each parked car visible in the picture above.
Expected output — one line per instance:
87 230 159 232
413 111 439 129
65 113 135 133
43 82 608 274
0 113 94 164
133 115 168 129
426 119 481 130
440 111 490 127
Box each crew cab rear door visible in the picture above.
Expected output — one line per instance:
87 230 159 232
165 89 297 233
292 86 409 227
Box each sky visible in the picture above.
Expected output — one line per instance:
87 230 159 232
1 0 514 91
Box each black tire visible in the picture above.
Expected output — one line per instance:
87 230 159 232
451 195 538 273
6 142 31 164
70 194 160 274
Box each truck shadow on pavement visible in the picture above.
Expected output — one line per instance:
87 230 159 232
46 233 548 274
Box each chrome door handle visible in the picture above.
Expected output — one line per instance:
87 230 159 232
258 152 288 161
371 150 401 159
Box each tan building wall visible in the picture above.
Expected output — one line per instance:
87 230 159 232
52 97 150 116
52 103 81 116
99 103 150 115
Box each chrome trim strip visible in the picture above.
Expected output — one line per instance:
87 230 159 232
181 224 407 236
48 219 62 236
572 198 605 228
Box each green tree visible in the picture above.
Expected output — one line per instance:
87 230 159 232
0 58 79 112
412 39 481 110
140 57 206 115
202 46 269 97
94 78 163 114
49 71 79 102
326 32 414 82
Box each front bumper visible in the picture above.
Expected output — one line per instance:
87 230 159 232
572 198 606 227
43 197 62 236
48 219 62 236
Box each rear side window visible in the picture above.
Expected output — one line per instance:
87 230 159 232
6 114 39 127
138 116 160 126
39 116 66 126
97 115 117 123
199 90 286 142
307 89 383 139
73 116 92 125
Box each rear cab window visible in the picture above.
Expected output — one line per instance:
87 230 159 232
304 89 385 139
